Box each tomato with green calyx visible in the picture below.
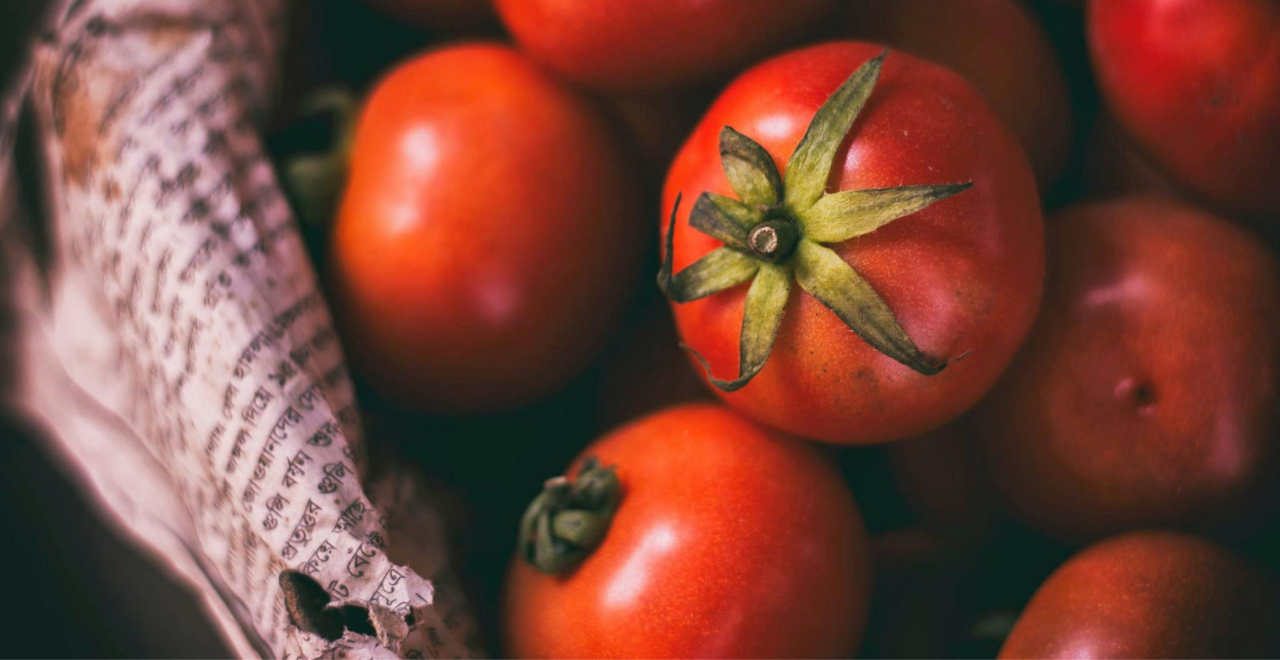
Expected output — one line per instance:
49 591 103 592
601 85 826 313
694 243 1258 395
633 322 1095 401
503 404 871 658
973 197 1280 543
1088 0 1280 218
329 44 642 413
1000 531 1280 659
659 43 1044 445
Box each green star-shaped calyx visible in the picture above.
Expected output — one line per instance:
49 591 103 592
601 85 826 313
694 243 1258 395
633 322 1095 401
658 51 972 392
517 457 621 574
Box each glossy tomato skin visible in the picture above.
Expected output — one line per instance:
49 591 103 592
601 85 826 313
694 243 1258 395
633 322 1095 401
1000 531 1280 659
491 0 834 93
663 42 1044 445
841 0 1073 188
1088 0 1280 217
330 44 642 413
974 198 1280 542
504 404 871 658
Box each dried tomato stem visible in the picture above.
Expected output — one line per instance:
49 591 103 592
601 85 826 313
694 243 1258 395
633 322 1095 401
518 457 621 574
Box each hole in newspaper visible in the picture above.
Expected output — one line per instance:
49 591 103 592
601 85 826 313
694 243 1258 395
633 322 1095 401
340 604 377 637
280 571 343 640
279 571 377 641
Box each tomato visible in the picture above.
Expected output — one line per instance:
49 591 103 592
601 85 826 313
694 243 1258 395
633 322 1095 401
1088 0 1280 217
1000 531 1280 658
661 42 1043 445
329 44 643 413
840 0 1073 188
363 0 495 32
491 0 834 93
503 404 870 658
974 197 1280 542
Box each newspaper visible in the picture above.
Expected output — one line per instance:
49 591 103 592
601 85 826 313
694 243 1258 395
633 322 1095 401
0 0 481 657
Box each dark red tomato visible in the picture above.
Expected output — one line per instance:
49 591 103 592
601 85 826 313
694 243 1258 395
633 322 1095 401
504 404 870 658
1088 0 1280 217
1000 531 1280 658
363 0 495 32
663 42 1043 444
841 0 1073 187
974 197 1280 542
491 0 834 93
329 44 642 413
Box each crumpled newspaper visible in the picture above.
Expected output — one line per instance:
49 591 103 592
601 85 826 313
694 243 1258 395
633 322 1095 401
0 0 482 657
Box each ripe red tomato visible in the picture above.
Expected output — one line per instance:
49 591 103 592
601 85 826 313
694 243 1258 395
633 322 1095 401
841 0 1073 188
329 44 643 413
1088 0 1280 217
504 404 870 658
363 0 494 32
491 0 834 93
661 42 1043 444
1000 531 1280 658
974 197 1280 542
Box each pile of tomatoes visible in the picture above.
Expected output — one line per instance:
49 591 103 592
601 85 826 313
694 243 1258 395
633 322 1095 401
273 0 1280 657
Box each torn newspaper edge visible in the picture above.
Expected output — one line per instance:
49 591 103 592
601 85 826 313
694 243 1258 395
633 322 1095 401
1 0 482 657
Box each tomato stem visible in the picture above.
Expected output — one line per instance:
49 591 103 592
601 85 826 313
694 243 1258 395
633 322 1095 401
518 457 621 574
658 50 969 390
748 219 799 262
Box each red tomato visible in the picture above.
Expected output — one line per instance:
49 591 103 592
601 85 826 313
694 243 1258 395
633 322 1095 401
491 0 834 93
1000 531 1280 658
974 197 1280 542
662 42 1044 444
841 0 1073 188
329 44 643 413
1088 0 1280 217
363 0 495 32
504 404 870 658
